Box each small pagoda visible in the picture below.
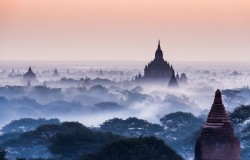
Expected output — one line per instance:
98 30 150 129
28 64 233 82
53 68 60 77
23 67 36 79
195 89 240 160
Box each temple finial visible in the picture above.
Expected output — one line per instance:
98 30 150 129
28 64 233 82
214 89 223 105
157 40 161 50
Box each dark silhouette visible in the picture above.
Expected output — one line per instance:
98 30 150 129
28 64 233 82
23 67 36 80
80 137 184 160
195 89 240 160
135 41 181 87
53 68 59 77
168 70 179 88
0 148 7 160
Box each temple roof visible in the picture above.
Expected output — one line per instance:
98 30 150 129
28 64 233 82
23 67 36 79
201 89 235 140
157 40 161 50
154 41 164 61
168 70 179 88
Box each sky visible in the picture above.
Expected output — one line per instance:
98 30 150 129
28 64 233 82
0 0 250 62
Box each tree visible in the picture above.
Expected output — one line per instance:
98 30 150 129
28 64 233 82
80 137 184 160
49 122 121 159
160 112 204 141
1 118 60 134
100 117 164 137
230 105 250 125
0 148 7 160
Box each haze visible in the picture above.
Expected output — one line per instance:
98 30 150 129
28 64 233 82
0 0 250 61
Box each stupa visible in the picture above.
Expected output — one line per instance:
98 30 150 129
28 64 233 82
195 89 240 160
23 67 36 79
53 68 59 77
135 41 181 87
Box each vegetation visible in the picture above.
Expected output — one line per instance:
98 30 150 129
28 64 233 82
80 137 184 160
49 123 121 159
160 112 204 141
0 148 7 160
1 118 60 134
230 105 250 159
100 117 164 137
230 105 250 125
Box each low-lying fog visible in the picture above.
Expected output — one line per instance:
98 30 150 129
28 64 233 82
0 60 250 128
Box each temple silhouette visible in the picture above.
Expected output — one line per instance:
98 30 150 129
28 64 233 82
135 41 187 87
23 67 36 80
195 89 240 160
53 68 60 77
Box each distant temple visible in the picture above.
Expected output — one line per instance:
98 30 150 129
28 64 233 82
176 73 188 85
23 67 36 79
135 41 187 87
195 89 240 160
168 70 179 88
8 69 22 78
53 68 60 77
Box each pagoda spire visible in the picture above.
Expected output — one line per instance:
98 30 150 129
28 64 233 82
154 40 164 61
157 40 161 50
168 69 179 88
195 89 240 160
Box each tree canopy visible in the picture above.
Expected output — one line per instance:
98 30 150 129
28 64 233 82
80 137 184 160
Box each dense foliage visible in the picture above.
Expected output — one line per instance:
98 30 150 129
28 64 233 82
100 117 164 137
160 112 204 141
49 123 121 159
1 122 121 159
1 118 60 134
230 105 250 125
230 105 250 159
80 137 184 160
0 148 7 160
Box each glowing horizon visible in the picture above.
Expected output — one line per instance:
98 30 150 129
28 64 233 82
0 0 250 61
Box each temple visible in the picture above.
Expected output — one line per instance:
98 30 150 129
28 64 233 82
53 68 59 77
23 67 36 80
135 41 186 87
195 89 240 160
168 70 179 88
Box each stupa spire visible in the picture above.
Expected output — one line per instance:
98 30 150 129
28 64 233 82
168 69 179 88
157 40 161 50
154 40 164 61
195 89 240 160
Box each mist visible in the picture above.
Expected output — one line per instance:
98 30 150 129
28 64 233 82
0 61 250 128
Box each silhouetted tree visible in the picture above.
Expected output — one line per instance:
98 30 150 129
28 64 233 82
49 122 121 159
80 137 184 160
230 105 250 125
0 148 7 160
1 118 60 134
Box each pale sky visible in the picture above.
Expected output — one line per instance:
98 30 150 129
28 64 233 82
0 0 250 61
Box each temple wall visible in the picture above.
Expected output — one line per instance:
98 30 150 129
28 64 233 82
200 139 240 160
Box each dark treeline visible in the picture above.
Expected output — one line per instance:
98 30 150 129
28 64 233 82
0 105 250 160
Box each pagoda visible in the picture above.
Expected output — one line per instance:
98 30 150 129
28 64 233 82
168 70 179 88
53 68 60 77
23 67 36 80
135 41 181 87
195 89 240 160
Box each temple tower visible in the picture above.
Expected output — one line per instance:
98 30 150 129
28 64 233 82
168 70 179 88
154 40 164 61
23 66 36 79
195 89 240 160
